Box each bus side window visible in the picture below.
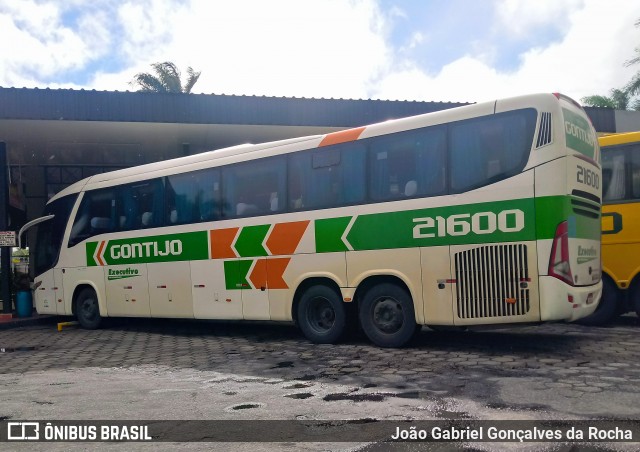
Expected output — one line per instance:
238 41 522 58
120 179 164 230
369 126 446 201
166 172 201 225
602 149 626 201
199 169 221 221
288 161 304 210
223 157 285 218
68 188 117 246
294 144 364 209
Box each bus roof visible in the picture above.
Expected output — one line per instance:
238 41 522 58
599 131 640 148
48 92 576 204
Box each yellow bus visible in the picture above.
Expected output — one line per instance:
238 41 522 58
580 131 640 324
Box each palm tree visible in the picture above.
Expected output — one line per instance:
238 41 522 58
130 62 201 93
582 18 640 110
624 19 640 97
582 89 631 109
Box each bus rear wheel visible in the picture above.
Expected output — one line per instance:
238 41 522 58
297 285 346 344
75 287 102 329
359 283 418 348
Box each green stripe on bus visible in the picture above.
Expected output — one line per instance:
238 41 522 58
86 231 209 266
234 224 270 257
315 216 352 253
315 196 601 253
224 259 253 290
347 198 536 250
535 196 601 240
86 241 99 266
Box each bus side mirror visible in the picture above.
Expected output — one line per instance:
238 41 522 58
17 214 54 249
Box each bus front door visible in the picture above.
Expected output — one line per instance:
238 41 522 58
53 268 66 315
34 269 65 315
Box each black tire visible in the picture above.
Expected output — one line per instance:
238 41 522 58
576 277 619 326
634 285 640 319
359 283 418 348
75 287 102 329
297 285 346 344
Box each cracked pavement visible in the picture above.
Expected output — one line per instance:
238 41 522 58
1 315 639 451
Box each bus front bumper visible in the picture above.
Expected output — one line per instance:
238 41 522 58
539 276 602 322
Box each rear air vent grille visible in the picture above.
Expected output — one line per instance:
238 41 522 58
454 244 530 319
536 112 552 148
571 189 601 219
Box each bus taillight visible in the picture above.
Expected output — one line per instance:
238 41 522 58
549 221 574 285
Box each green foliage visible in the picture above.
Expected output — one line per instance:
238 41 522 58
625 72 640 99
581 94 617 109
130 62 201 94
582 89 631 109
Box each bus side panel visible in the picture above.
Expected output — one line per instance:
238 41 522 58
241 277 270 320
346 248 423 324
191 260 243 319
420 246 453 325
148 261 194 318
105 263 151 317
34 270 58 314
267 255 300 322
602 203 640 289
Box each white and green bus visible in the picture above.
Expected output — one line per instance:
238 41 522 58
25 93 602 347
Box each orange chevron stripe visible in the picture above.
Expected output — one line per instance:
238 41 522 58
248 258 290 290
96 241 106 266
249 259 267 290
266 258 290 289
319 127 366 147
210 228 239 259
266 220 309 255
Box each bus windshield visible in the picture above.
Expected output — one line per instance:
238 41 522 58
34 194 77 276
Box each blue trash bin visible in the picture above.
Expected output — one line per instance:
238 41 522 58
16 290 33 318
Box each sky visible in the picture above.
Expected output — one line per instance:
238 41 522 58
1 0 640 104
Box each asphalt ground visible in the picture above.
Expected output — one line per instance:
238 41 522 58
1 315 639 451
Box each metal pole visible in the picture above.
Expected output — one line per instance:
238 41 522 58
0 142 11 313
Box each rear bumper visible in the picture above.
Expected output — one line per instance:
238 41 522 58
539 276 602 322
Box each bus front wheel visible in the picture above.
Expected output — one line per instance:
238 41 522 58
359 283 418 348
297 285 346 344
75 287 102 329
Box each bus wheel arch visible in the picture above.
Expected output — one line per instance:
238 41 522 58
355 275 421 348
293 277 348 344
73 284 103 330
